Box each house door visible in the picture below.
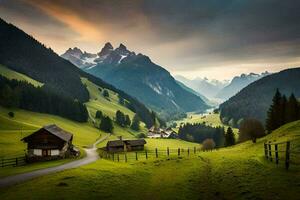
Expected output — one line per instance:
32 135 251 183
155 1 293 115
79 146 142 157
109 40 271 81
42 149 48 156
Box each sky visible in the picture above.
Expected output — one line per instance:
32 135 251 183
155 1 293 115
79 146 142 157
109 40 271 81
0 0 300 80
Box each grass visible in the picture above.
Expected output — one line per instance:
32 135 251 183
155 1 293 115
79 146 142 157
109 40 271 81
1 121 299 199
145 138 200 150
0 106 104 161
0 64 43 87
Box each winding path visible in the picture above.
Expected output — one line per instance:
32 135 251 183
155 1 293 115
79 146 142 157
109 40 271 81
0 134 110 188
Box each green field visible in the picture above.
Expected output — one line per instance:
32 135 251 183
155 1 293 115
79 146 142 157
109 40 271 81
0 64 43 87
0 106 103 156
1 120 299 199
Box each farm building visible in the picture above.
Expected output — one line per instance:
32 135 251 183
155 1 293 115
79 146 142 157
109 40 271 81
22 124 78 161
147 126 178 139
106 138 146 152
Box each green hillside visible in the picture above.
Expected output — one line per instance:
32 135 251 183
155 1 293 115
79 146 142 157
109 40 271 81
0 64 43 87
1 121 299 199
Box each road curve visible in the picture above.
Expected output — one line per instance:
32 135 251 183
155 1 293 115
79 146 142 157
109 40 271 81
0 134 110 188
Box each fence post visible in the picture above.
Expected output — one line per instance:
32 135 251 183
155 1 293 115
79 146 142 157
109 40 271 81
112 153 115 161
16 158 18 166
275 144 279 164
264 143 268 159
285 141 290 170
268 142 272 162
167 147 169 157
178 148 180 157
194 147 196 154
155 148 158 158
145 150 148 159
2 158 3 167
136 152 138 161
125 152 127 162
188 148 190 157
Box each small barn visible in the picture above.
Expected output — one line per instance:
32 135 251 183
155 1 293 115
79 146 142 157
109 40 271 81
106 138 146 152
22 124 76 161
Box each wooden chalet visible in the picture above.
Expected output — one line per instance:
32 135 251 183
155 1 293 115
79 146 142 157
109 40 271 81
106 138 146 152
22 124 77 161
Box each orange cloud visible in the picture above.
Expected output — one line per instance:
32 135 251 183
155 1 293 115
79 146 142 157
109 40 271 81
27 0 102 41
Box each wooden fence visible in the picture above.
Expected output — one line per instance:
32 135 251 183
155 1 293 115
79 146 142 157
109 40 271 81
100 147 212 162
264 140 300 170
0 156 26 168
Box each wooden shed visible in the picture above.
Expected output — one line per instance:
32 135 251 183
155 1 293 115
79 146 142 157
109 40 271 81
106 138 146 152
22 124 76 161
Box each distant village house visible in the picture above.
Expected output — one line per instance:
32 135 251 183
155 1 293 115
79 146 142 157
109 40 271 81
147 126 178 139
22 124 78 161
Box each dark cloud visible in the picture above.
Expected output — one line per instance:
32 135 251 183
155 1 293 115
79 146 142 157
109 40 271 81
0 0 299 79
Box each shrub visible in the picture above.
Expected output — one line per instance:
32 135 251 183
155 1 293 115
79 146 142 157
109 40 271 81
239 118 265 143
137 133 147 138
95 110 103 119
202 138 216 151
102 90 109 98
8 111 14 118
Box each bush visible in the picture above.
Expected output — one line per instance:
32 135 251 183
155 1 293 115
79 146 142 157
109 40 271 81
95 110 103 119
239 118 265 143
202 138 216 151
8 111 14 118
102 90 109 98
100 116 113 133
137 133 147 138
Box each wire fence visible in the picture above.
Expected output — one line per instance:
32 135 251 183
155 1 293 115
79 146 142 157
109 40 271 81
264 138 300 170
99 147 215 162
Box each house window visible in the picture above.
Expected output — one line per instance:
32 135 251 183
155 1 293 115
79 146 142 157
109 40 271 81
33 149 42 156
51 149 59 156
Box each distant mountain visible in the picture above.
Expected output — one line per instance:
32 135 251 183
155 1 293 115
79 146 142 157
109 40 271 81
0 18 155 127
174 75 229 99
175 80 217 107
62 43 209 119
219 68 300 126
216 72 271 100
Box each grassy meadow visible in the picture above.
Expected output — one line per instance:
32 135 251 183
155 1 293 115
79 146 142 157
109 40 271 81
1 121 300 199
0 64 43 87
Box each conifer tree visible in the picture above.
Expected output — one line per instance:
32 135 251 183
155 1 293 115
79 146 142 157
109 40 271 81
285 93 299 123
266 89 282 133
130 114 140 131
225 127 235 146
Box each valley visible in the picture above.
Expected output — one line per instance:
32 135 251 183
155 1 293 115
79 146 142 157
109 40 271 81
0 4 300 199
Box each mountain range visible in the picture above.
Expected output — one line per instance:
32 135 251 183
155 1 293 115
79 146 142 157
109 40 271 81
62 43 209 120
0 18 155 127
175 75 229 100
215 72 271 100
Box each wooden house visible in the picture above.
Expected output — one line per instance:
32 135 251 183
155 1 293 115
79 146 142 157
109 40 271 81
147 126 178 139
106 138 146 152
22 124 77 161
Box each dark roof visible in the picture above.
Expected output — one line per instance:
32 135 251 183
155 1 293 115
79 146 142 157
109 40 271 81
107 140 124 147
125 139 146 146
22 124 73 142
106 139 146 147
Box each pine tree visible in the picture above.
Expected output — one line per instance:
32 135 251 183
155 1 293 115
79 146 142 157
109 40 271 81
100 116 113 133
124 115 131 127
115 110 125 126
285 93 299 123
95 110 103 119
266 89 282 133
225 127 235 146
130 114 140 131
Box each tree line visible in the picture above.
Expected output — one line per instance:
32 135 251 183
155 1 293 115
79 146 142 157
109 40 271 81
266 89 300 133
0 75 88 122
